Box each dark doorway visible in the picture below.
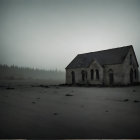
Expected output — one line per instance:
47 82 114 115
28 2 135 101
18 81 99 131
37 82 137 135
71 71 75 84
109 73 114 85
96 69 99 80
130 69 133 84
108 69 114 85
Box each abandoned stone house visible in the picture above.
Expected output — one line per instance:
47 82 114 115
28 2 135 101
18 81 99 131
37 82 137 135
65 45 139 85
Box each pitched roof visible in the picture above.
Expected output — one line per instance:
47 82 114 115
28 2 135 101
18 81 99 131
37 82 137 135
66 45 136 69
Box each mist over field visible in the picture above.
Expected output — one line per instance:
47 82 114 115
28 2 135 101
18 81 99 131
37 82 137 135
0 64 65 81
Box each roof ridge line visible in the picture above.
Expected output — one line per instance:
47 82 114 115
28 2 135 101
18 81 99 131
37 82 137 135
78 45 132 55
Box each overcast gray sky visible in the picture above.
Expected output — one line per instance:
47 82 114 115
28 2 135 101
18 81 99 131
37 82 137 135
0 0 140 70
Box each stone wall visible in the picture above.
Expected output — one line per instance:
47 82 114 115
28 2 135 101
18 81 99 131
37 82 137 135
66 47 139 85
122 47 139 84
103 47 139 85
66 60 103 85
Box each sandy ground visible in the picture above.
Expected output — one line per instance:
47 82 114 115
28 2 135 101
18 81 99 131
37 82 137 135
0 80 140 138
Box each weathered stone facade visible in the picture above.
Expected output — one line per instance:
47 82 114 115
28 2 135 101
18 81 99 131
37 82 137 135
66 46 139 86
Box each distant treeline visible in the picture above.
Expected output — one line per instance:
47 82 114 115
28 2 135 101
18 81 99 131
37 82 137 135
0 64 65 81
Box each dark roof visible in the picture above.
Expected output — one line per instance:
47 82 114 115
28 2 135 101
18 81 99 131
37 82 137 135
66 45 137 69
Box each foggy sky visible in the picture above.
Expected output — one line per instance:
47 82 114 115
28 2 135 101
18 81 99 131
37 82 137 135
0 0 140 70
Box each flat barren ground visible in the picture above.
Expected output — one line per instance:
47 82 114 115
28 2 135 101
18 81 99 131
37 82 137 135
0 80 140 138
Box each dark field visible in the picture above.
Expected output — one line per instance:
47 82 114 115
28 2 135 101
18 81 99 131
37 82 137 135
0 80 140 138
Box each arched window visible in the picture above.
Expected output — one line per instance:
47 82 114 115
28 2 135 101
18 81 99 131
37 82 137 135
90 69 94 80
130 54 132 65
134 69 137 79
130 68 133 83
81 70 85 81
96 69 99 80
85 71 88 79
